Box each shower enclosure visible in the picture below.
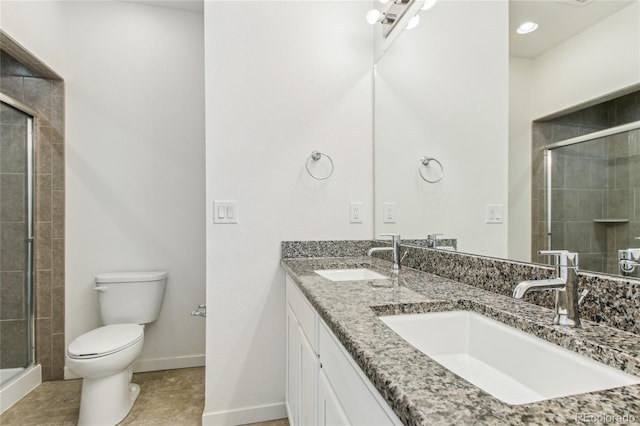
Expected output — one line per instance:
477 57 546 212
545 121 640 277
0 94 36 393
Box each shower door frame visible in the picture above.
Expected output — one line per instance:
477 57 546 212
0 92 36 371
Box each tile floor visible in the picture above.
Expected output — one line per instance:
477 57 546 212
0 367 289 426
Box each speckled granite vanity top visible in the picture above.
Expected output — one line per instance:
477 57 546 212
281 256 640 426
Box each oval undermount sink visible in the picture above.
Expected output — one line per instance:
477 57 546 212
314 268 387 282
380 310 640 405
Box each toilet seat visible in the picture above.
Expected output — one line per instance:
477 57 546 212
68 324 144 359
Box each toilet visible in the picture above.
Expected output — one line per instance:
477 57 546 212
66 271 168 426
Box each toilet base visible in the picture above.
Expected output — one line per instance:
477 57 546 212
78 367 140 426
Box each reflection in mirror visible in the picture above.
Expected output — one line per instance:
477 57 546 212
374 0 509 258
371 0 437 62
531 90 640 277
548 125 640 277
374 0 640 277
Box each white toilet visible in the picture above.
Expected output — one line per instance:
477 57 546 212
66 271 168 426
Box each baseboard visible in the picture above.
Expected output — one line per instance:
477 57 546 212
202 402 287 426
133 354 205 373
64 354 205 380
1 365 41 414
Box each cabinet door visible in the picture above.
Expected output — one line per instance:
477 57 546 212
287 300 319 426
319 323 399 426
300 326 318 426
286 304 300 426
318 369 350 426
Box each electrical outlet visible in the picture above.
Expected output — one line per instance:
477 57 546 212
350 202 363 223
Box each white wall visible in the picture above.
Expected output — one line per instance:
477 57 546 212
529 1 640 119
203 1 373 424
1 1 206 373
508 1 640 261
508 57 534 262
374 0 510 257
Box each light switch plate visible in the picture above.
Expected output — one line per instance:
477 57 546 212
214 200 238 224
383 202 396 223
486 204 504 224
350 202 363 223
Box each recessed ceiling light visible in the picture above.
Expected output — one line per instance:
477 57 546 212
517 21 539 35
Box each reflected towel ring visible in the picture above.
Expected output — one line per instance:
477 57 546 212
419 156 444 183
306 151 334 180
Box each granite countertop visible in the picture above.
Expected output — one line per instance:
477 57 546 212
281 256 640 426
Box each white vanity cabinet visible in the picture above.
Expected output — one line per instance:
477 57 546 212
286 277 319 426
317 369 350 426
318 322 401 426
285 274 403 426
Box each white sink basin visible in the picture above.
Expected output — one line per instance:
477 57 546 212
380 310 640 405
314 268 387 282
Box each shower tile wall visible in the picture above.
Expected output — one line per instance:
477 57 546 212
0 46 65 381
532 90 640 276
549 138 608 273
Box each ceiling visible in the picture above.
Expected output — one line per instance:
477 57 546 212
120 0 635 59
121 0 203 13
510 0 636 58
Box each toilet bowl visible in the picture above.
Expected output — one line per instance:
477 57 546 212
66 271 167 426
66 324 144 425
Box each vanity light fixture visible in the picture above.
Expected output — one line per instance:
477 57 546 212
405 0 438 31
517 21 539 34
406 15 420 30
421 0 437 10
368 0 438 33
366 9 397 25
366 0 410 27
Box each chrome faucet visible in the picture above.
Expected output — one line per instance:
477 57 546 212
513 250 581 327
618 248 640 273
427 233 443 248
368 233 401 270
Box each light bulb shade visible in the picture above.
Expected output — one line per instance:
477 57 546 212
421 0 437 10
406 15 420 30
366 9 382 25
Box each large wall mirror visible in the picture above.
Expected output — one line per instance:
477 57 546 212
373 0 640 277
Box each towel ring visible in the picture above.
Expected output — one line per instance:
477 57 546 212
419 156 444 183
306 151 334 180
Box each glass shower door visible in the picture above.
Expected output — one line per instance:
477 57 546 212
547 125 640 277
0 99 35 385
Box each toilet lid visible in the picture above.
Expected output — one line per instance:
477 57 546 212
67 324 144 359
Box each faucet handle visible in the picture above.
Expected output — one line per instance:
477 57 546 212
380 233 401 242
538 249 569 256
427 233 443 248
538 250 578 268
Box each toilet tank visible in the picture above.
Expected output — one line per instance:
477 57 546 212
95 271 168 325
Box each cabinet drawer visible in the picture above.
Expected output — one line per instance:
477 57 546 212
286 275 317 352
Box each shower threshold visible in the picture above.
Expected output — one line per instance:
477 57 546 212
0 364 41 414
